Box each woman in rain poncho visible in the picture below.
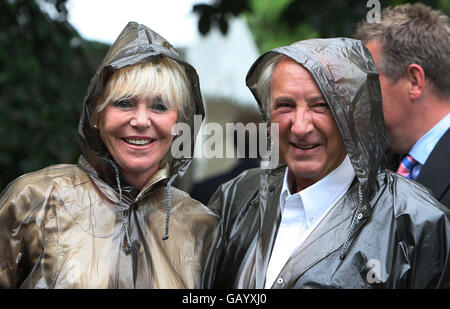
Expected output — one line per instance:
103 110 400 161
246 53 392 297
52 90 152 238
0 22 218 288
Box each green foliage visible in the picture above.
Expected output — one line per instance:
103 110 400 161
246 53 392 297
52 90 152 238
193 0 251 35
438 0 450 15
194 0 447 53
0 0 109 191
245 0 319 53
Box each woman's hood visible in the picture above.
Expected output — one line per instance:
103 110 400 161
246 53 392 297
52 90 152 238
77 22 204 195
246 38 388 201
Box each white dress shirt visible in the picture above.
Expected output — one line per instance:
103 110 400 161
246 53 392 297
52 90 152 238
409 113 450 165
264 155 355 288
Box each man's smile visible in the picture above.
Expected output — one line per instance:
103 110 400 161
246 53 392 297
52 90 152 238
289 142 322 150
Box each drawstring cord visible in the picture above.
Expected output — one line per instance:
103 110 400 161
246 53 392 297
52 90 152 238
106 157 177 243
162 173 178 241
106 158 132 253
105 158 177 286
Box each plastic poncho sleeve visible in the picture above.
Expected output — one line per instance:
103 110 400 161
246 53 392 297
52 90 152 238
0 175 45 288
202 184 227 288
408 205 450 288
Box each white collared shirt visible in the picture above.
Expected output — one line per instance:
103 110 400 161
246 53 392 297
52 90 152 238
264 155 355 288
409 113 450 165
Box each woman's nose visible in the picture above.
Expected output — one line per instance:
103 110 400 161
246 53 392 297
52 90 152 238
130 107 151 128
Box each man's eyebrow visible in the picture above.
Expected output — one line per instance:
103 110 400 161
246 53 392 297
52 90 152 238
308 95 326 102
272 96 294 104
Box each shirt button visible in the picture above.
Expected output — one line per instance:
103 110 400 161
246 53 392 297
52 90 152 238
277 277 284 284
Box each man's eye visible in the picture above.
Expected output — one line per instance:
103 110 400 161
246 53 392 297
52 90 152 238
112 99 133 108
274 102 292 109
312 102 330 111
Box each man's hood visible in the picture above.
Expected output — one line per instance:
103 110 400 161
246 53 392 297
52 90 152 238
246 38 388 202
77 22 204 196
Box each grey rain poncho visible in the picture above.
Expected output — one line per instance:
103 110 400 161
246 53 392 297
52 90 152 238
204 38 450 288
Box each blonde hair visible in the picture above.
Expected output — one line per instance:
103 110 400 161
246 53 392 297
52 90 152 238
92 57 192 125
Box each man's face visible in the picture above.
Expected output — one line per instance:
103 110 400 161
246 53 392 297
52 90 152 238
270 57 347 192
366 40 411 153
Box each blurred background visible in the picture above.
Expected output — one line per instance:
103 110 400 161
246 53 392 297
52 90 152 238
1 0 448 196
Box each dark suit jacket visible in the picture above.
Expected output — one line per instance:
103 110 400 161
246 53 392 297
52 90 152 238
385 129 450 209
416 129 450 209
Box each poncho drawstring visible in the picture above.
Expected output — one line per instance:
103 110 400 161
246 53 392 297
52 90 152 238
162 173 178 241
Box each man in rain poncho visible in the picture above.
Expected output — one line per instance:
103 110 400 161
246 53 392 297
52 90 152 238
204 38 450 288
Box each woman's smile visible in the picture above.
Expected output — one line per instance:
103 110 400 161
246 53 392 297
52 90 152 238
99 97 178 189
121 136 156 147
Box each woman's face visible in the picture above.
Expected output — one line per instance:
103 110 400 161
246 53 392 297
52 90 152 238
98 95 178 189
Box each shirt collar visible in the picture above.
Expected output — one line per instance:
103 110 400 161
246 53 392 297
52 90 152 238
279 155 355 228
409 113 450 164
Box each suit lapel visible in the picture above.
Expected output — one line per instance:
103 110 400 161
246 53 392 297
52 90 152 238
417 129 450 201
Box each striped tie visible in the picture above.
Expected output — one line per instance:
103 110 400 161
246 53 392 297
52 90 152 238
397 155 422 180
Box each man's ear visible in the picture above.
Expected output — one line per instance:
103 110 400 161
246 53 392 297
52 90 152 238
405 64 425 100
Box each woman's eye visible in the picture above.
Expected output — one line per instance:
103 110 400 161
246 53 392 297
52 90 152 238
150 100 168 111
112 99 133 108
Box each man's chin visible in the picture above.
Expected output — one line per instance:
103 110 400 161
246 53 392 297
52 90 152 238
287 164 323 187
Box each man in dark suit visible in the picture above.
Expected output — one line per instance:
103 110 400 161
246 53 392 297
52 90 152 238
354 3 450 208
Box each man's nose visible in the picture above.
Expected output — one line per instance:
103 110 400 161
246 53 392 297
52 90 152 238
291 107 314 136
130 106 151 128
